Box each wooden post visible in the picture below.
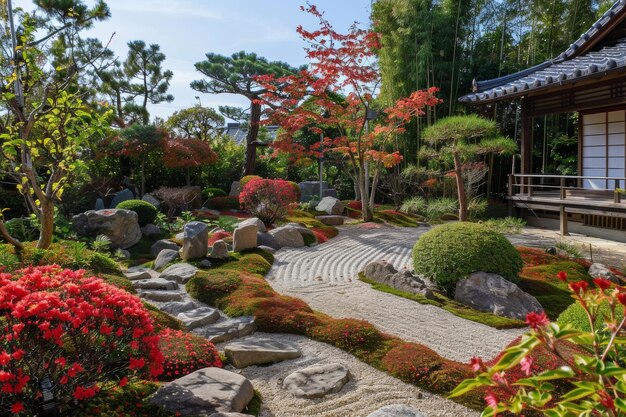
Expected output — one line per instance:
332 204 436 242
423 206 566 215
560 177 566 200
528 176 533 198
508 174 514 217
560 205 569 236
520 101 532 193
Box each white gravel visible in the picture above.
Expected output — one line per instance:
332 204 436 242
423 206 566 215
218 332 479 417
266 224 526 363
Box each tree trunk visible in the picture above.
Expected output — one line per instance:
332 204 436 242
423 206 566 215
242 101 262 176
358 170 373 222
0 219 23 251
453 151 468 221
140 157 146 197
37 199 54 249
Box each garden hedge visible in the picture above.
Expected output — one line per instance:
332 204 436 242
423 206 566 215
117 199 158 225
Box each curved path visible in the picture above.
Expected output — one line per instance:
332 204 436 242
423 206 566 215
266 224 528 363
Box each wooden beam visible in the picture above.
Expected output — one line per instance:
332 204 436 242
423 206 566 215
560 205 569 236
520 101 532 194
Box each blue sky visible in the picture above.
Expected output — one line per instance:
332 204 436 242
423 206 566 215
73 0 372 121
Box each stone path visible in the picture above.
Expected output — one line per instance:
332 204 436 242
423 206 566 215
266 224 529 363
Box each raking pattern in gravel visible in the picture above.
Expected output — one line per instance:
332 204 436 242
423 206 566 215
267 224 527 363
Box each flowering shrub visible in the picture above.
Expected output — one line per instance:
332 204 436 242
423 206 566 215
0 265 163 414
239 179 299 225
239 175 262 190
451 272 626 416
158 329 222 381
310 318 384 354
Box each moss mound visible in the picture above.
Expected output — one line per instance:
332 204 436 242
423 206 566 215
558 300 623 332
117 199 158 225
412 222 523 294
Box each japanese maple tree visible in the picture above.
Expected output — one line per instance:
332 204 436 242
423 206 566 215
256 4 441 221
162 136 218 186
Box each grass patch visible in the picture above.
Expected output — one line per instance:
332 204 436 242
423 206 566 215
245 390 263 416
359 274 525 329
374 210 423 227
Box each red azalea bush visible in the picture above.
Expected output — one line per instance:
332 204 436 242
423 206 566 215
239 179 299 225
158 329 222 381
0 265 163 414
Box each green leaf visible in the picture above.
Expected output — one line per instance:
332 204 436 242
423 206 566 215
449 375 491 398
615 397 626 412
492 348 528 371
560 383 597 401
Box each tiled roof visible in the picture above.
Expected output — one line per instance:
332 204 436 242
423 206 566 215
460 0 626 104
224 123 279 145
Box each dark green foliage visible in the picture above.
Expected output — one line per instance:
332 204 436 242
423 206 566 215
205 196 240 211
412 222 523 295
117 199 158 225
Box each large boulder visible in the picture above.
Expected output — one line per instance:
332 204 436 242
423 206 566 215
232 224 258 252
72 209 141 249
224 339 301 368
589 263 620 283
283 363 350 398
181 222 209 260
269 226 305 248
151 239 180 257
316 197 344 215
454 272 543 320
142 193 161 210
149 367 254 415
257 232 280 250
154 249 180 270
110 188 135 208
209 240 230 259
238 217 266 233
315 215 344 226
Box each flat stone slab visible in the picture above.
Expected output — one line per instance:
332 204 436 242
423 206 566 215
124 268 155 281
160 263 198 284
154 249 180 270
139 290 185 302
150 367 254 415
178 307 220 329
366 404 426 417
315 215 344 226
283 363 350 398
224 340 301 368
159 300 200 315
199 317 257 343
132 278 178 291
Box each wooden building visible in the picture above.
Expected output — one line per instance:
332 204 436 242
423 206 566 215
459 0 626 242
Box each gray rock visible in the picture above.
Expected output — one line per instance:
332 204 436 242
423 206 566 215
198 317 257 343
160 300 200 315
322 188 338 199
238 217 266 233
124 268 154 281
151 239 180 257
589 263 619 283
257 245 276 254
455 272 544 320
269 226 305 248
181 221 209 260
111 188 135 208
72 209 142 249
229 181 241 197
139 290 184 302
316 197 344 215
209 240 230 259
132 278 179 291
208 413 250 417
283 363 350 399
141 224 161 236
178 307 220 329
154 249 180 270
233 224 258 252
224 339 301 368
285 223 316 245
257 232 280 250
160 263 198 284
363 260 398 282
367 404 426 417
149 367 254 415
142 193 161 210
315 215 344 226
95 198 105 210
199 259 213 268
386 271 436 299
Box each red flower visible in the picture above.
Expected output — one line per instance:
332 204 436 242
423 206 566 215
119 377 128 387
598 390 615 411
617 292 626 306
485 389 499 408
556 271 568 281
569 280 589 295
593 278 612 291
11 402 24 413
525 311 550 330
470 356 484 373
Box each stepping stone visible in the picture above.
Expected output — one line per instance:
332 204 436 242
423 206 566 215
160 300 200 315
198 317 257 343
224 339 301 368
149 367 254 415
178 307 220 329
315 215 344 226
160 263 198 284
154 249 180 270
283 363 350 398
366 405 426 417
124 268 154 281
132 278 178 291
139 290 184 302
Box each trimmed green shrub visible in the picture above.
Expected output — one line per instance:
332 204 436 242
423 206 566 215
558 301 623 332
239 175 263 189
412 222 523 294
117 199 158 225
202 187 227 200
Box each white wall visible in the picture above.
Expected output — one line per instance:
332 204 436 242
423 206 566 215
582 110 626 189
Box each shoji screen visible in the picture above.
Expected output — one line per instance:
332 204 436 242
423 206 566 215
581 110 626 189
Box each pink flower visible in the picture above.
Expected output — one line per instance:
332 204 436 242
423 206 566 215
520 356 533 376
469 356 484 373
525 311 550 330
484 389 499 408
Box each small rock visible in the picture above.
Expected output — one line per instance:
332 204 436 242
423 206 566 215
315 215 344 226
257 232 280 250
316 197 344 215
366 404 426 417
142 193 161 210
178 307 220 329
233 224 258 252
132 278 178 291
455 272 543 320
257 245 276 254
209 240 230 259
199 259 213 268
386 271 436 299
229 181 241 197
363 260 397 282
199 317 256 343
160 300 200 315
141 224 161 236
154 249 180 270
589 263 619 283
124 269 154 281
269 226 304 248
151 239 180 257
111 188 135 208
181 222 209 260
140 290 184 302
149 367 254 415
238 217 266 233
283 363 350 399
224 339 301 368
160 263 198 284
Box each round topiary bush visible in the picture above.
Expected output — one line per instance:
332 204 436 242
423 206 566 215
117 199 158 225
202 187 227 200
412 222 523 295
239 175 263 190
557 301 623 332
